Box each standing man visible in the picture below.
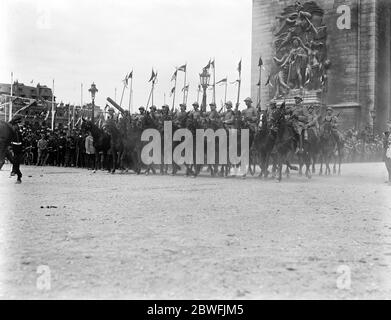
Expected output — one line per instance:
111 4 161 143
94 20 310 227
8 115 24 183
36 133 48 166
85 131 95 171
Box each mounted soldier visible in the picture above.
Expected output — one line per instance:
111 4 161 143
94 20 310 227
191 102 202 124
241 97 258 132
222 101 235 129
107 106 115 120
290 96 308 152
306 105 319 133
173 103 188 128
322 106 343 142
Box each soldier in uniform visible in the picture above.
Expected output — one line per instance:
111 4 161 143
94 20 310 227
323 106 342 142
306 105 320 137
173 103 188 128
208 102 220 121
241 97 258 132
161 104 172 121
107 106 115 120
8 115 24 183
222 101 235 129
191 102 202 123
290 96 309 152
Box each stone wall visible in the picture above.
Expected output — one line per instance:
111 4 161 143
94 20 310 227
251 0 390 132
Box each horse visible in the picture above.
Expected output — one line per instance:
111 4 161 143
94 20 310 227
319 121 338 175
251 110 277 178
102 119 124 174
273 111 299 182
0 120 16 170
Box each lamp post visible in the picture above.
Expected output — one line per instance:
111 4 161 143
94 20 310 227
199 68 210 112
88 83 98 124
370 109 376 138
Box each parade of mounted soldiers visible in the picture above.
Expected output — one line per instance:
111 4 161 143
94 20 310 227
1 58 389 185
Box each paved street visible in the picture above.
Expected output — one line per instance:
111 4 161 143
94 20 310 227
0 163 390 299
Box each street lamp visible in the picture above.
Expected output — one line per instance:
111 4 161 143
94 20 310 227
199 68 210 112
88 82 98 123
370 109 376 138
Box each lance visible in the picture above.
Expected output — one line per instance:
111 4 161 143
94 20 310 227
129 76 133 113
213 59 216 104
9 72 13 121
51 79 55 130
172 72 177 111
72 104 75 129
146 76 156 110
68 103 71 134
183 66 187 104
236 60 242 108
224 77 228 105
197 84 201 105
119 74 127 108
257 57 263 109
236 80 241 109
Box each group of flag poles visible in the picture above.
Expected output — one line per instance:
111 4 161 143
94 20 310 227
4 55 267 130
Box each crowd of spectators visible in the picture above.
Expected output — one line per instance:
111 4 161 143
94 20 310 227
14 123 386 170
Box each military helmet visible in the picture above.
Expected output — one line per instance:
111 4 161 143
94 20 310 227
108 107 115 112
244 97 253 103
209 102 216 107
192 102 199 107
326 106 333 111
139 106 145 111
179 103 186 109
162 104 169 109
225 101 233 108
150 105 157 111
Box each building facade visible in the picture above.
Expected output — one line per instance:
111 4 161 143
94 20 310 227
252 0 391 132
0 81 102 129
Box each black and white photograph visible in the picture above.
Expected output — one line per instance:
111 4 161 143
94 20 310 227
1 0 391 303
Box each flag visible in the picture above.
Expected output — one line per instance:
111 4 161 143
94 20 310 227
123 73 129 86
128 70 133 79
170 86 175 97
198 84 201 91
210 59 215 68
230 79 240 84
258 56 266 70
204 59 211 70
256 80 260 86
148 69 157 82
237 60 242 73
30 80 34 84
182 84 189 92
216 78 227 85
171 69 178 81
178 64 186 72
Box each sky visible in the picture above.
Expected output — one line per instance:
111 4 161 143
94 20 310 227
0 0 252 111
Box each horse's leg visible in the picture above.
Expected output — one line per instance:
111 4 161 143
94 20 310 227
312 153 316 174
